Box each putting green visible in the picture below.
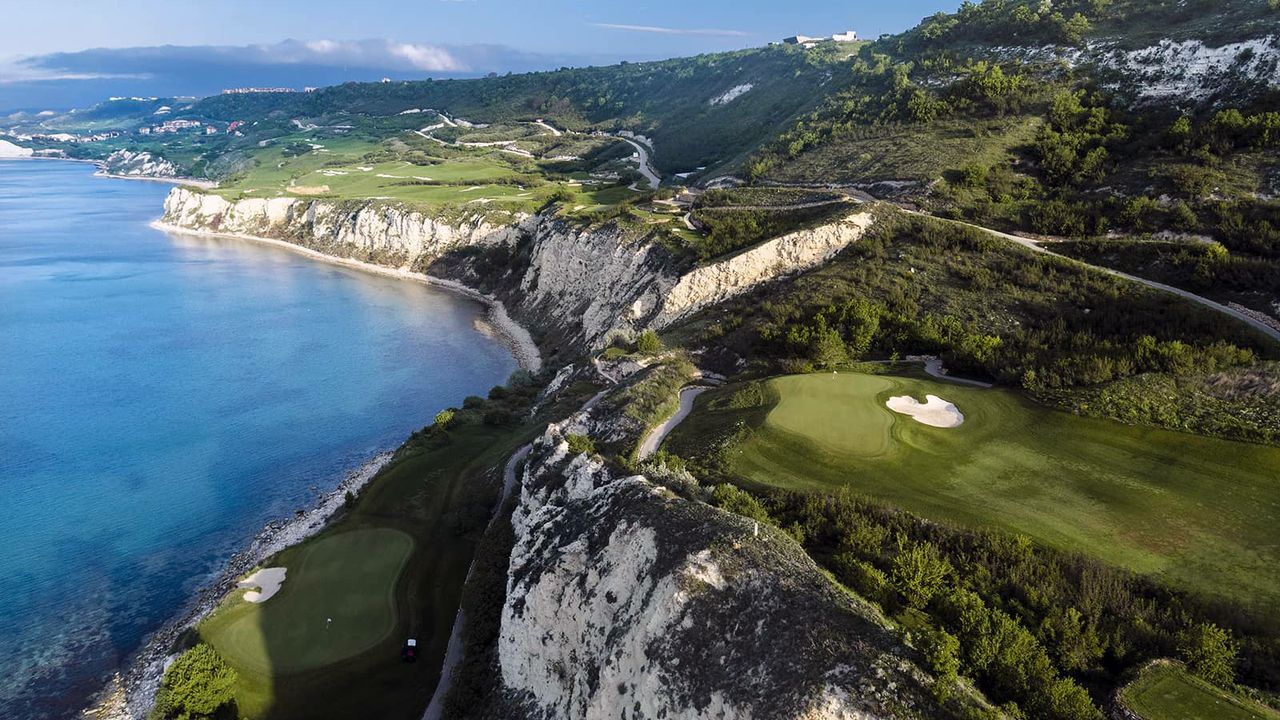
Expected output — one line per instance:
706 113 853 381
1122 662 1280 720
202 528 414 675
667 372 1280 606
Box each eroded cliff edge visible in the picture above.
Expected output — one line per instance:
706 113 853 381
160 188 873 359
486 422 959 719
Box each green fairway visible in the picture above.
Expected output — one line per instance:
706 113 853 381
665 371 1280 606
1122 662 1280 720
204 528 414 676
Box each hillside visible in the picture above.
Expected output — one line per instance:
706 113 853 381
39 3 1280 720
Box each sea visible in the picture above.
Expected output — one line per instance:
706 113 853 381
0 160 518 718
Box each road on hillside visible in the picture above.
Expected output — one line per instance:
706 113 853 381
620 137 661 190
897 209 1280 345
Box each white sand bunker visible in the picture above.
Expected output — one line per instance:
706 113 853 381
238 567 287 603
886 395 965 428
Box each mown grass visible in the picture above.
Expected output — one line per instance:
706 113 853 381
195 418 535 720
665 371 1280 608
204 528 414 678
1122 662 1280 720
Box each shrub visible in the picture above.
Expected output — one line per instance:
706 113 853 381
434 408 456 429
890 538 952 609
710 484 772 524
832 553 889 603
1178 622 1238 687
150 644 237 720
565 433 596 455
635 329 662 354
919 626 962 696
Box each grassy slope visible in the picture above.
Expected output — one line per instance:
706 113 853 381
204 528 414 676
665 371 1280 608
765 116 1043 185
1123 662 1280 720
195 421 533 720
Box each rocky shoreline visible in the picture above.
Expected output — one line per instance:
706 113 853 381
86 451 395 720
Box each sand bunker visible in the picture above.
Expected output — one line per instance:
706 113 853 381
238 567 287 603
886 395 965 428
287 184 330 195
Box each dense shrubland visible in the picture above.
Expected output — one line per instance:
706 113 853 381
697 483 1280 720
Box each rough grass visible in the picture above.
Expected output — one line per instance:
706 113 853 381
765 116 1042 185
1122 662 1280 720
665 371 1280 608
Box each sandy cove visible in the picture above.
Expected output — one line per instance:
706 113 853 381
150 220 542 373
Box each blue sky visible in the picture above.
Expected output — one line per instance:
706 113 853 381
0 0 961 110
5 0 956 58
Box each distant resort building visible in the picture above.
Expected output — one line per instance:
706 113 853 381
221 87 297 95
782 30 858 48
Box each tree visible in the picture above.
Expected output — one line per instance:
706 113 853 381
151 644 237 720
890 538 952 609
1178 622 1238 687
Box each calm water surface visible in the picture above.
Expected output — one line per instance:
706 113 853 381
0 161 517 718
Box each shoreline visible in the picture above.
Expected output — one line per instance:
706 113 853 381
150 220 542 373
89 450 395 720
1 156 217 188
90 207 542 718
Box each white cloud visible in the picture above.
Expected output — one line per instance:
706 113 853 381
387 42 464 71
591 23 750 37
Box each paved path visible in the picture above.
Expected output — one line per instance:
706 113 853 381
620 137 660 189
698 197 854 213
636 386 710 460
533 120 562 137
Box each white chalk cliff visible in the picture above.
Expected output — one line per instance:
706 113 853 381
492 424 949 719
161 188 874 350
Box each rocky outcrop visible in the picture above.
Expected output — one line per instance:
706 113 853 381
992 35 1280 106
0 139 33 158
493 424 958 719
103 150 181 178
162 187 523 267
652 211 874 329
160 188 874 353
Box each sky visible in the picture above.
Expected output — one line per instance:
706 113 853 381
0 0 960 111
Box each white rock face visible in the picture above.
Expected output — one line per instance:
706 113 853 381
652 212 874 329
710 83 755 106
104 150 181 178
161 188 876 350
496 425 948 719
993 35 1280 105
1096 36 1280 103
163 187 523 267
0 139 33 158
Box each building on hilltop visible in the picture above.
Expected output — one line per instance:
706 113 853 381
783 30 857 48
221 87 297 95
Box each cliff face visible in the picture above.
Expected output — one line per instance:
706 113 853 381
160 188 873 352
652 212 875 329
494 424 953 720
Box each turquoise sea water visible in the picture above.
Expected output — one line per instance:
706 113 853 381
0 161 517 718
